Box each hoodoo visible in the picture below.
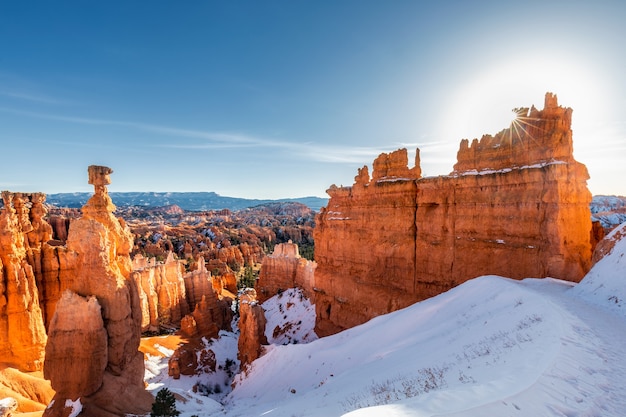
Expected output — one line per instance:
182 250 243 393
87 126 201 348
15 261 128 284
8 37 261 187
43 166 152 417
314 93 593 336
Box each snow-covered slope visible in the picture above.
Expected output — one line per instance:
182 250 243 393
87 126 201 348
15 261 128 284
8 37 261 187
145 234 626 416
591 195 626 229
571 222 626 317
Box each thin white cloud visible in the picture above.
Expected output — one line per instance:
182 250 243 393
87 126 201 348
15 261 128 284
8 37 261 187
0 91 69 105
0 106 450 167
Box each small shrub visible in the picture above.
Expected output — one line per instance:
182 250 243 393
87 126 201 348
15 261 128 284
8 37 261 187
151 388 180 417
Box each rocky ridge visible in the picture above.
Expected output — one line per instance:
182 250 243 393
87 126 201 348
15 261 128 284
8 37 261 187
313 93 594 335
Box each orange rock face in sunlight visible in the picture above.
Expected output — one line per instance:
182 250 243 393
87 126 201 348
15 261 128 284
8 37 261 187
0 192 48 372
237 289 268 369
131 252 189 332
43 165 152 417
314 93 593 336
256 241 316 303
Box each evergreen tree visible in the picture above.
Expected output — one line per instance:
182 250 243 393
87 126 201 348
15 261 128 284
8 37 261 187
151 388 180 417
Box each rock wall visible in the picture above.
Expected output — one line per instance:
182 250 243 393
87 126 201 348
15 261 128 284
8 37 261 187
131 252 189 332
314 93 594 336
237 289 267 369
0 192 48 372
43 166 152 417
256 241 316 303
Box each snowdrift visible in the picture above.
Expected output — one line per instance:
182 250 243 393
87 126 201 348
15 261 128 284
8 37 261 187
571 222 626 317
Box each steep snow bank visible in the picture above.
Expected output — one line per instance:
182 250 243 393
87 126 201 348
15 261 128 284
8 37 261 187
228 276 564 416
144 229 626 416
571 222 626 317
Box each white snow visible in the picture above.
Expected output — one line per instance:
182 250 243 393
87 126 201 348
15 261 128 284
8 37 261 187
376 177 413 183
570 222 626 317
144 230 626 416
263 288 318 345
454 160 567 177
0 397 17 414
64 398 82 417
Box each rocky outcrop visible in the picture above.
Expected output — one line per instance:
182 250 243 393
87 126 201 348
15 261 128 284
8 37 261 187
44 291 107 399
167 342 216 379
43 166 152 417
131 252 188 332
183 257 235 336
237 289 267 369
0 192 48 372
314 93 594 336
256 241 316 303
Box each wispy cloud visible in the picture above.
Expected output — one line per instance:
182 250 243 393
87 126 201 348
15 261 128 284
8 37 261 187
0 106 442 165
0 90 70 105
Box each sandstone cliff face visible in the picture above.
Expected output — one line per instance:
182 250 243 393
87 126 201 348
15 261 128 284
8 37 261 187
43 166 152 417
131 252 189 332
314 93 594 336
0 192 48 372
237 289 267 369
256 241 316 303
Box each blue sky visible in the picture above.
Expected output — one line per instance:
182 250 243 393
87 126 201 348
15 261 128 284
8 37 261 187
1 1 625 199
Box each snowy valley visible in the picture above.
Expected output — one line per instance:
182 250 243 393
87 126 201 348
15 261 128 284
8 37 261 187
142 223 626 416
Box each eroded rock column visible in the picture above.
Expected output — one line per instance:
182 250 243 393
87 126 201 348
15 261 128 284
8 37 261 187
43 166 152 417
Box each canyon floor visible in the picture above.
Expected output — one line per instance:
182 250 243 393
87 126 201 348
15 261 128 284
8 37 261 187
139 225 626 416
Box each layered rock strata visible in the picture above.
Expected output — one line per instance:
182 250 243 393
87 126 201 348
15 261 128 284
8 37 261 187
256 241 316 303
314 93 593 336
43 166 152 417
131 252 188 332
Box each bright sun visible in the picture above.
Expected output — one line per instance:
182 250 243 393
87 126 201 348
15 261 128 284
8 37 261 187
439 52 608 145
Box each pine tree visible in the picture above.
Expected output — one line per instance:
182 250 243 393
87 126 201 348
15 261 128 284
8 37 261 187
151 388 180 417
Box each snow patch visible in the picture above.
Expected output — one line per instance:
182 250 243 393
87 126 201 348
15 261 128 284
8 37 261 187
262 288 318 345
64 398 82 417
454 160 567 177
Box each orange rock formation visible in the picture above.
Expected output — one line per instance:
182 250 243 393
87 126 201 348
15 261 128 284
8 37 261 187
256 241 316 303
43 166 152 417
0 192 48 372
314 93 593 336
131 252 189 332
237 289 267 369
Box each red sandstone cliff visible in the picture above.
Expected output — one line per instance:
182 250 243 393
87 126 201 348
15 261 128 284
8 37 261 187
256 241 316 303
314 93 593 336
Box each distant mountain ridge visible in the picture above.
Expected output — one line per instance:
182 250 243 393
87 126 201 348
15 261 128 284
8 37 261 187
45 191 328 212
